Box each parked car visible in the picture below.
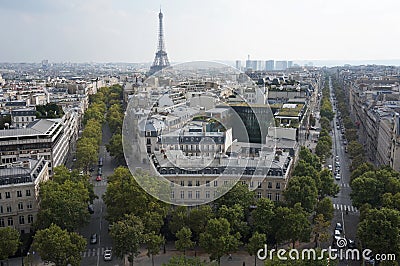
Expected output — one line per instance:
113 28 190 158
96 175 102 181
103 249 112 261
328 165 333 171
90 233 98 244
335 173 341 180
347 239 356 248
335 222 343 232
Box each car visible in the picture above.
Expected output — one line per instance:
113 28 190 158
96 175 102 181
98 167 102 176
89 167 95 172
335 173 341 180
335 161 340 167
328 165 333 171
334 230 341 241
108 223 113 231
72 157 77 162
98 157 103 167
88 205 94 214
103 249 112 261
347 239 356 248
335 222 343 232
90 233 97 244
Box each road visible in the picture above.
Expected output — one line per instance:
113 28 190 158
79 123 123 266
328 77 360 266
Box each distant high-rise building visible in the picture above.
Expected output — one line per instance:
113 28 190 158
235 60 242 70
265 60 274 71
275 61 288 71
288 61 293 69
256 61 264 71
149 9 170 75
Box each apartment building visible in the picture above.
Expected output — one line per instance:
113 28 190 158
0 157 49 234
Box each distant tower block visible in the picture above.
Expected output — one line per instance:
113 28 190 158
149 9 170 75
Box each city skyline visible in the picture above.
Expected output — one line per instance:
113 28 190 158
1 0 400 64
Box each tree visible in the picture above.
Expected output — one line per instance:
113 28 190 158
144 232 164 266
252 198 275 237
32 224 86 266
298 146 321 171
218 204 249 240
162 256 205 266
273 204 311 248
350 162 375 182
344 128 357 142
0 227 20 261
292 160 319 182
168 206 189 235
382 192 400 211
103 167 168 224
284 176 318 213
215 183 255 212
106 133 125 165
199 218 241 265
315 197 334 222
320 117 331 132
347 141 364 159
188 205 214 241
350 173 383 208
175 227 194 257
110 214 144 265
318 169 339 198
357 208 400 259
76 137 98 171
246 232 266 266
312 214 331 248
36 180 90 231
315 140 331 158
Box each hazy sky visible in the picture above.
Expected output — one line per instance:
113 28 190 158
0 0 399 63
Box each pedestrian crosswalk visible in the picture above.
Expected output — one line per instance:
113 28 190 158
338 183 350 188
332 203 358 213
81 247 112 258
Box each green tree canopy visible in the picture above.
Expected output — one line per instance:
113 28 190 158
110 214 144 263
36 180 90 231
32 224 86 266
284 176 318 213
0 227 20 261
199 218 241 265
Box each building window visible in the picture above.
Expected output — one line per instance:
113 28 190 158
275 193 280 201
195 191 200 199
19 216 25 225
147 138 151 145
195 180 200 186
8 218 13 226
180 191 184 199
0 193 2 199
268 182 272 188
214 180 218 187
28 215 34 224
276 182 281 189
257 192 262 199
223 180 228 186
26 190 31 197
250 181 254 188
5 192 10 199
170 191 174 199
18 202 23 210
188 181 192 187
6 206 11 213
206 180 210 187
257 182 262 188
241 181 246 185
0 206 2 213
17 191 22 197
27 202 33 209
205 191 210 199
267 193 272 200
170 181 175 187
188 191 192 199
0 218 4 227
180 180 185 186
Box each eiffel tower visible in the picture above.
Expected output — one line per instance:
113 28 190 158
149 8 170 75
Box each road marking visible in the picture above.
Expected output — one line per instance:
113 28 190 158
333 203 358 213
